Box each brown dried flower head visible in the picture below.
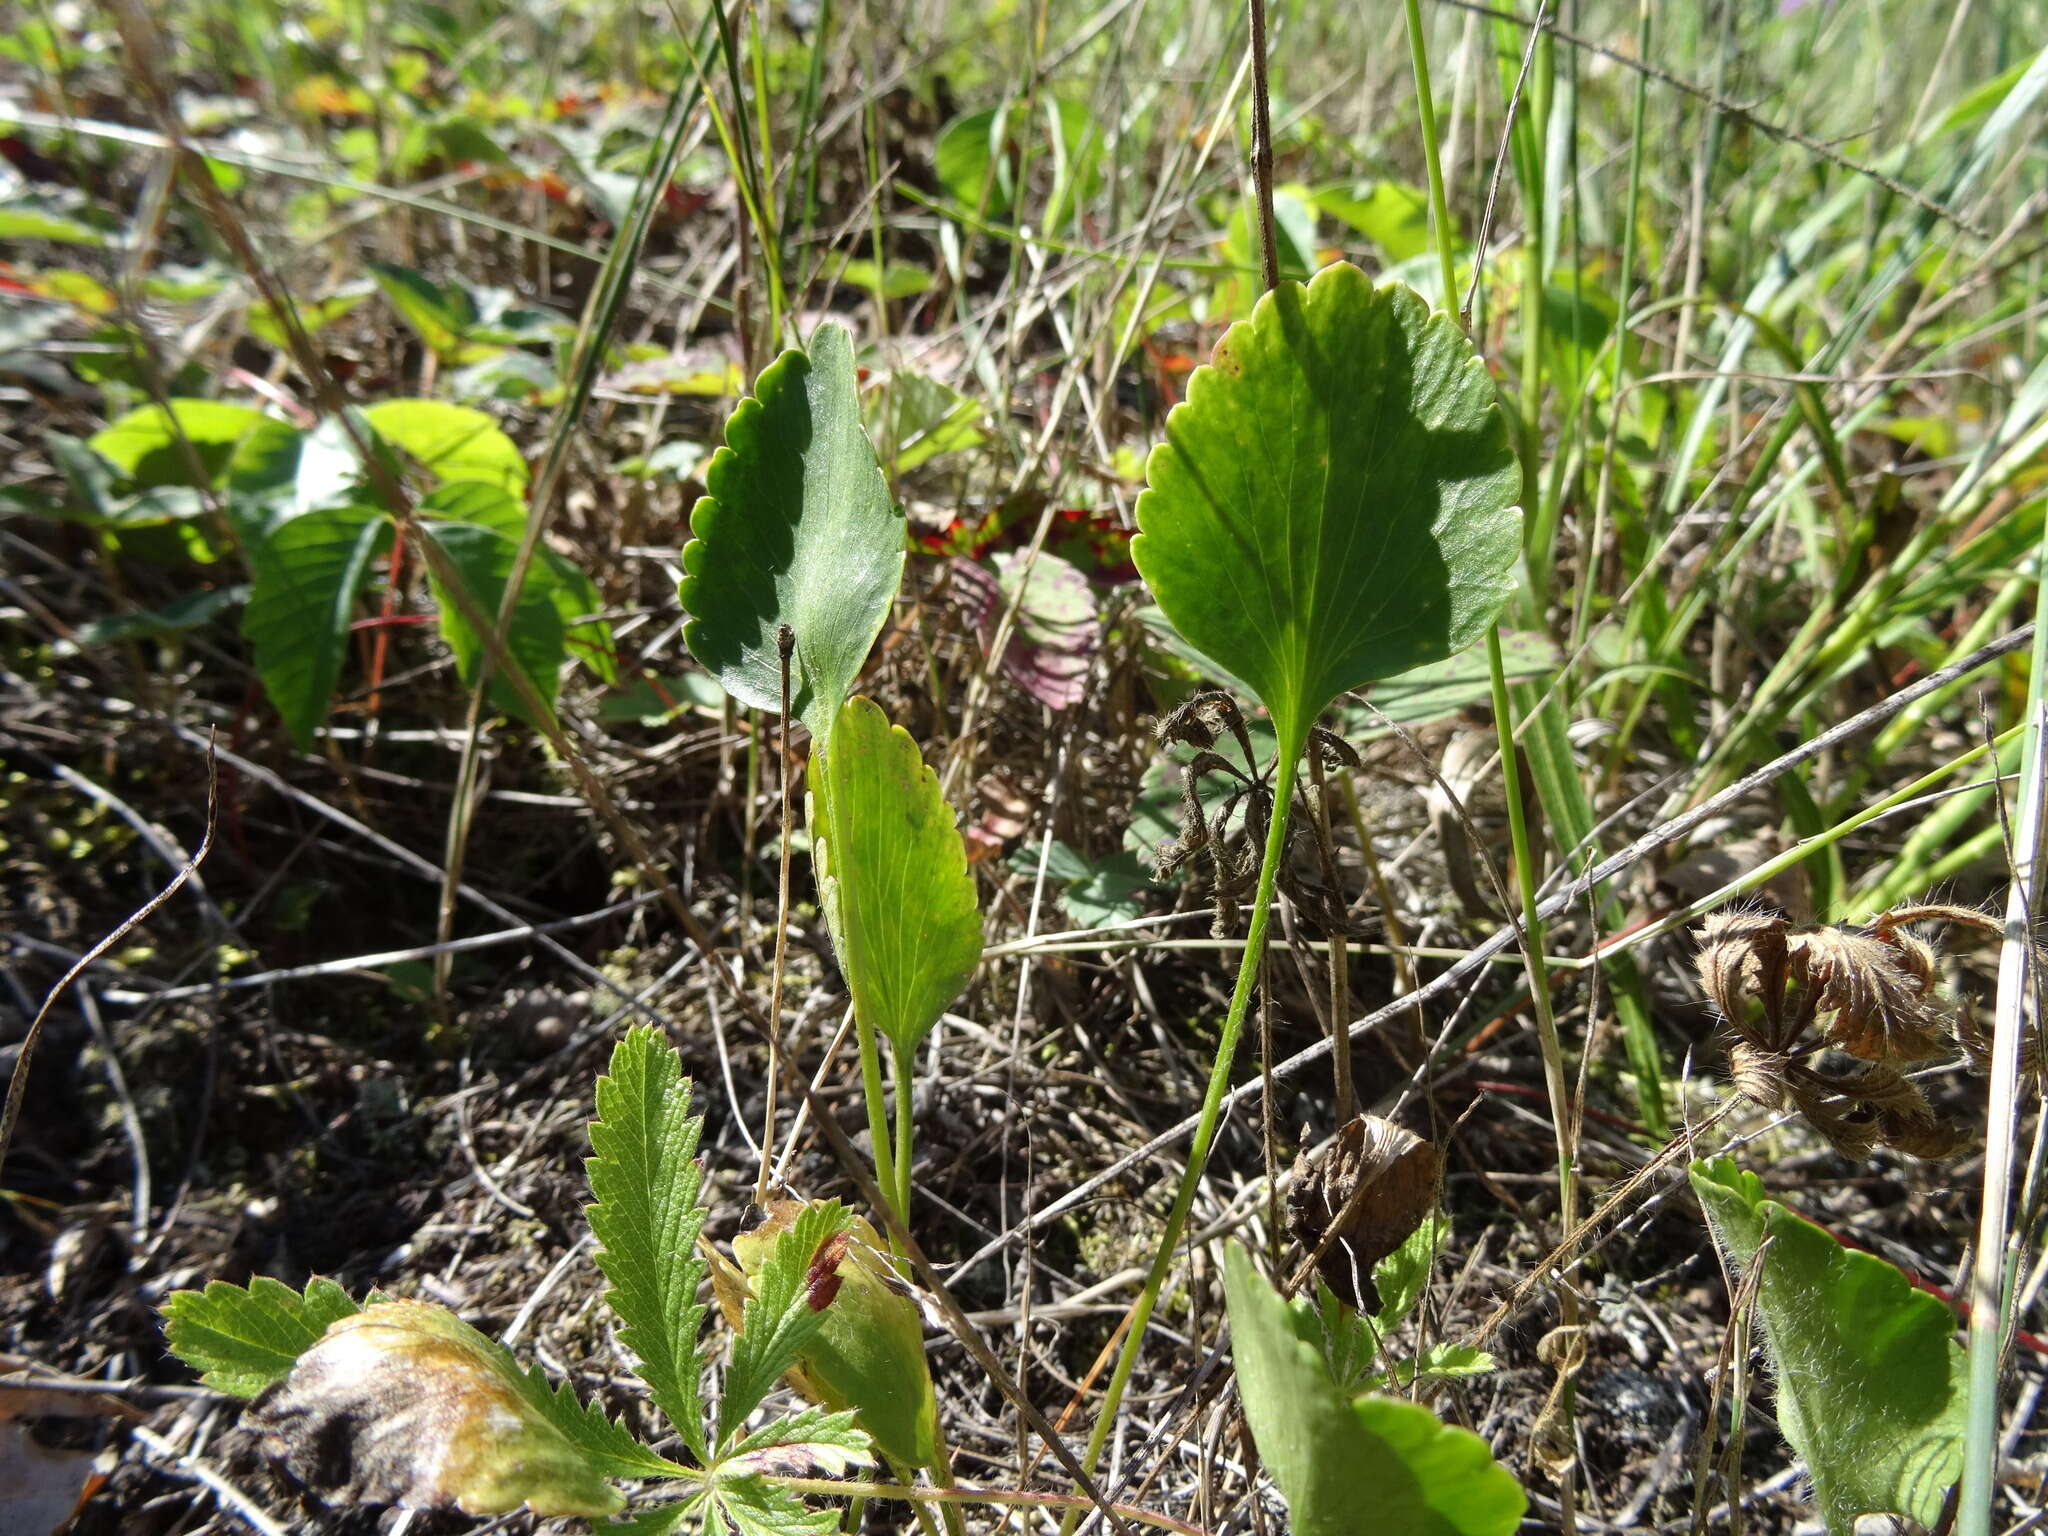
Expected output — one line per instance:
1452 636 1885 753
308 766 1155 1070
1690 902 2019 1160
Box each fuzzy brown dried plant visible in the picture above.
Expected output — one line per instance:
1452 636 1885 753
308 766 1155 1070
1692 903 2033 1159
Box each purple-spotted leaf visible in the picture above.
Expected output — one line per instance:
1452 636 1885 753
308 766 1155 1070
952 549 1098 710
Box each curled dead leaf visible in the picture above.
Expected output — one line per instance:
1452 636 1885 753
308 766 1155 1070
1286 1114 1437 1314
244 1301 622 1518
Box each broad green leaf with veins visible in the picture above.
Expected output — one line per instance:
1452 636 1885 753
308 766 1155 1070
1690 1158 1965 1531
1223 1242 1525 1536
239 503 392 748
421 520 610 723
680 322 903 745
1132 262 1520 764
361 398 529 491
91 399 303 492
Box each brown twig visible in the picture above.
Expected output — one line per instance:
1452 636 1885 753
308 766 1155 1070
1 738 217 1186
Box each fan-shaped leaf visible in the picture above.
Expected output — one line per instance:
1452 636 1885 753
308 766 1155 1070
679 322 902 745
1222 1242 1525 1536
1132 263 1520 762
1689 1158 1965 1531
812 695 981 1054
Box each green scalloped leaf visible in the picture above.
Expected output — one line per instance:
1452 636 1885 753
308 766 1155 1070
1690 1158 1965 1531
1223 1242 1524 1536
161 1275 362 1398
1132 263 1521 763
679 322 902 745
812 695 982 1055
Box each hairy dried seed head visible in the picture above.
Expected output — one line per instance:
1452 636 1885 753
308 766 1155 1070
1796 927 1953 1062
1727 1042 1788 1109
1694 909 1795 1044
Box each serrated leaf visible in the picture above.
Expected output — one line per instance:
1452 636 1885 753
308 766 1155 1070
516 1363 684 1481
420 481 618 684
586 1026 711 1462
716 1203 939 1473
719 1202 856 1447
812 696 982 1055
712 1474 841 1536
1223 1242 1525 1536
361 399 528 491
239 503 392 749
1133 264 1521 766
1689 1158 1965 1531
161 1275 361 1397
421 521 583 723
679 322 903 744
722 1408 871 1478
91 400 303 493
244 1300 624 1517
1371 1214 1445 1332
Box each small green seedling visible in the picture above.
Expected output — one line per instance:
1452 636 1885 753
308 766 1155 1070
1223 1241 1523 1536
1088 260 1524 1476
679 323 981 1242
164 1028 878 1531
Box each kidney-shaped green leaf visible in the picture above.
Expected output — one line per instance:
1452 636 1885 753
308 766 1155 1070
679 322 903 745
1222 1242 1524 1536
812 695 980 1054
1133 263 1520 759
1689 1158 1964 1532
